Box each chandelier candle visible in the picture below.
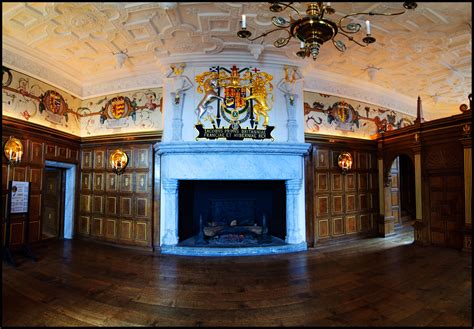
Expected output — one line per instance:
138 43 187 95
365 20 371 34
242 14 246 29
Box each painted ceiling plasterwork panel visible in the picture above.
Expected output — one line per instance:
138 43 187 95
2 2 472 120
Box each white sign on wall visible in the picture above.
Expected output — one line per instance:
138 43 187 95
10 181 29 214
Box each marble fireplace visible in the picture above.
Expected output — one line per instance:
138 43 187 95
156 141 310 256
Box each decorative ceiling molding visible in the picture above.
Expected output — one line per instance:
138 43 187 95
2 2 471 116
303 68 416 116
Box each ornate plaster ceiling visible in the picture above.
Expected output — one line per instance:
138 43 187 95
2 2 472 120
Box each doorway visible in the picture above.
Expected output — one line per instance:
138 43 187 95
42 167 65 239
43 161 77 240
389 155 415 242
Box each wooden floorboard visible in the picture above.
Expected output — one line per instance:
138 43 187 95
2 231 472 327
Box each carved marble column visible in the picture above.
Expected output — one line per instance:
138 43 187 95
170 91 185 141
161 178 179 246
461 128 472 252
285 179 305 244
284 94 298 142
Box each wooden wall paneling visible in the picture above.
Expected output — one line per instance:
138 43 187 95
106 173 118 192
345 173 356 191
119 173 133 193
93 172 105 192
120 196 133 217
136 147 150 169
12 166 27 181
94 149 106 170
91 217 103 237
345 215 357 234
304 146 315 247
81 150 93 170
346 194 357 212
79 216 90 235
360 214 371 232
136 172 149 193
316 149 329 169
120 219 133 241
29 194 41 221
317 195 329 217
134 221 148 244
332 173 343 191
80 194 91 213
10 222 24 245
92 195 104 214
29 141 44 165
332 194 344 214
106 196 117 216
318 219 330 238
45 143 57 158
105 219 117 239
56 146 68 159
3 164 10 190
29 168 43 192
332 217 344 236
81 172 92 193
316 173 329 192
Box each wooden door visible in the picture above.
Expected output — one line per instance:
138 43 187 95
42 168 64 239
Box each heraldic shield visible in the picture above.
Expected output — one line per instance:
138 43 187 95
194 65 274 141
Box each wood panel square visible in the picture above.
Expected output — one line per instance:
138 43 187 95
80 195 91 213
136 148 149 168
391 173 399 188
391 191 399 206
345 215 357 234
120 173 133 193
317 196 329 216
346 194 356 212
79 216 90 235
136 173 148 193
318 219 329 238
106 196 117 216
81 172 92 192
360 214 370 231
70 149 79 161
136 197 149 218
91 217 103 237
359 194 368 210
94 149 105 169
106 173 118 192
120 220 133 240
45 144 56 157
316 149 329 168
120 197 132 217
332 173 343 191
135 221 148 242
93 173 104 192
105 219 117 239
13 166 27 181
92 195 103 213
316 173 329 191
332 217 344 236
81 150 93 169
358 152 367 169
30 141 44 165
29 195 41 221
10 222 24 245
359 173 368 191
28 221 40 243
29 168 43 191
57 146 68 158
332 195 343 213
345 173 356 191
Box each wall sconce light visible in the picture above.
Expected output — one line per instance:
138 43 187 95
109 149 129 175
3 136 24 166
338 151 353 174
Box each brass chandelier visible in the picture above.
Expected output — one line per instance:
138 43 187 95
237 2 418 60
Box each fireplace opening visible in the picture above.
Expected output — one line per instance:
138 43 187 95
178 180 286 247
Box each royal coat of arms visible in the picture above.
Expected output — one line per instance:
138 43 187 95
194 65 274 140
100 96 137 124
39 90 69 123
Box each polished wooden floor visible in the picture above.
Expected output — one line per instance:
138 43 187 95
2 231 472 327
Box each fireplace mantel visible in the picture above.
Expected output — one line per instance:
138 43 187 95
155 141 311 256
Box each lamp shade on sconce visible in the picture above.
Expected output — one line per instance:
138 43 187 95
109 149 129 175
